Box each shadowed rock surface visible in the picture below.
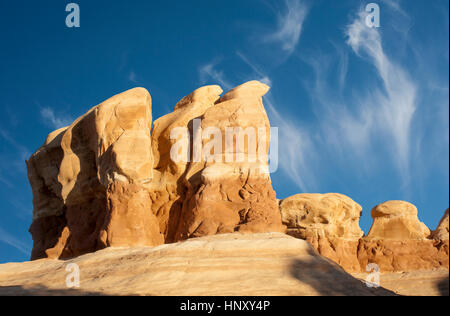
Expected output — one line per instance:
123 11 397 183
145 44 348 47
352 269 449 296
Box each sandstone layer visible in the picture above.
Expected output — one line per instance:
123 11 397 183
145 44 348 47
173 82 285 241
27 88 163 260
27 82 284 260
148 85 224 242
280 196 449 273
280 193 363 271
365 201 430 240
358 202 448 272
0 233 396 296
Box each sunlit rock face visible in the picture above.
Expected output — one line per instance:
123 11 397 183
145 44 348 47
147 85 224 243
279 193 364 272
280 193 364 239
172 81 285 242
357 201 447 272
280 196 449 273
27 81 284 260
27 88 162 260
0 233 397 296
365 201 430 240
25 82 448 276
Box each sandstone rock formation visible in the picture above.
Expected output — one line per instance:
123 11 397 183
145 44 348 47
357 239 449 272
280 193 363 239
0 233 396 296
279 193 363 271
24 81 450 282
279 196 450 273
431 209 449 240
147 85 224 242
172 82 285 241
27 88 163 260
358 202 448 272
365 201 430 240
27 82 284 260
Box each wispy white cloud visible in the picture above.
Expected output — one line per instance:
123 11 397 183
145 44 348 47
40 107 73 130
236 51 272 86
345 10 417 181
3 106 19 127
0 128 34 220
0 174 14 188
331 41 349 91
264 0 308 56
0 225 30 256
196 1 310 191
297 53 378 181
199 51 317 192
281 3 420 190
195 1 426 193
0 129 31 175
234 51 316 191
128 70 138 83
379 0 408 17
199 59 233 90
264 95 317 192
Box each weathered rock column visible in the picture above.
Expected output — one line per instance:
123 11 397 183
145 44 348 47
173 81 286 241
27 88 163 259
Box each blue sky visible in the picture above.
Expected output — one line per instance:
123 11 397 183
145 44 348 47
0 0 448 263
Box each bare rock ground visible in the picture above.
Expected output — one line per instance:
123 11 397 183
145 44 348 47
0 233 396 296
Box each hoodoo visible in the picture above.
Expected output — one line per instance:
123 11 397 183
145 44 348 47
27 82 284 260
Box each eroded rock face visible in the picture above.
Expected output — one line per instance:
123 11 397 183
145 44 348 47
357 203 449 272
357 201 447 272
148 85 223 242
279 196 450 273
172 82 285 241
26 82 449 276
103 182 163 247
27 88 163 259
27 82 283 260
431 209 449 241
279 193 363 271
365 201 430 240
357 239 449 272
280 193 363 239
